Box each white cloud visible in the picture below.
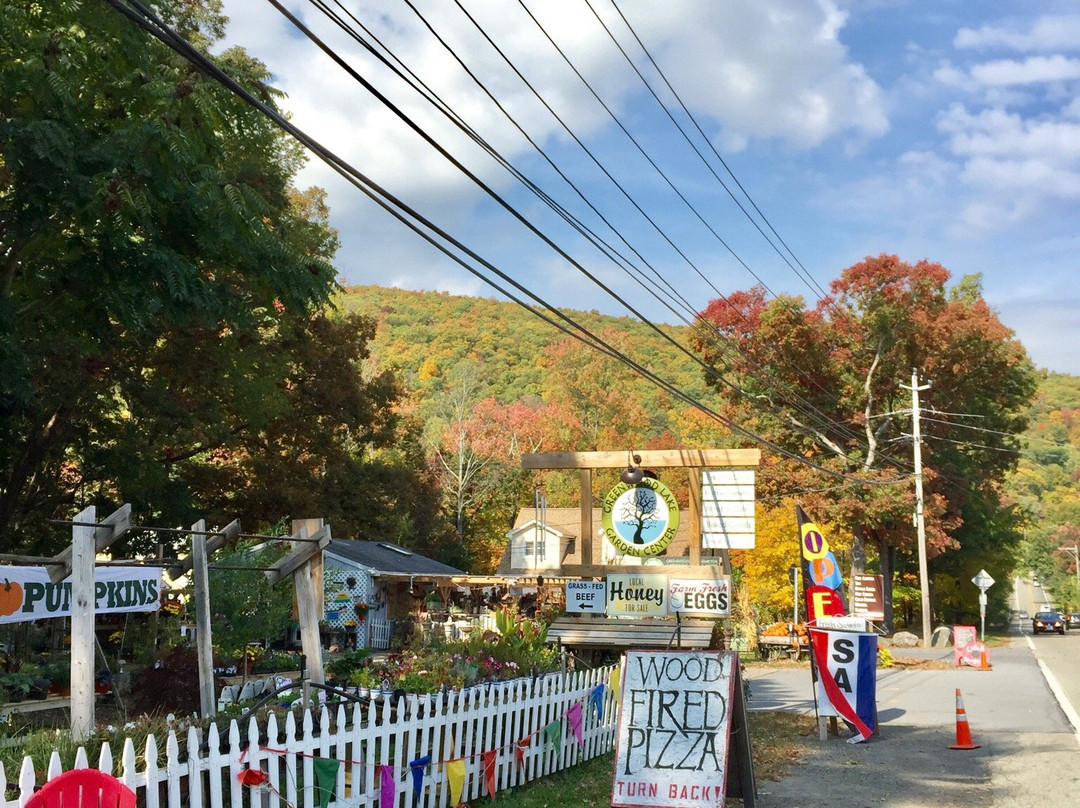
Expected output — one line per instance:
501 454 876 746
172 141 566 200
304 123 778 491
955 15 1080 53
633 0 887 149
969 55 1080 86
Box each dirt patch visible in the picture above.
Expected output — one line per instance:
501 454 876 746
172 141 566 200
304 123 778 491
888 657 953 670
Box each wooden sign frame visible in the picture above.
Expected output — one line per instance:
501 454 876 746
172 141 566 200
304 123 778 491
521 449 760 578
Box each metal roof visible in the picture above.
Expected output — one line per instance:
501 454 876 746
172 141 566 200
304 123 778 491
326 539 466 578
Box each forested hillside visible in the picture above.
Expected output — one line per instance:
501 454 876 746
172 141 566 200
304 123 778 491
340 281 1076 628
1011 372 1080 606
340 284 707 411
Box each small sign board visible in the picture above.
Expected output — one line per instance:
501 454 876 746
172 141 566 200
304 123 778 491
606 574 668 617
669 578 731 616
850 574 884 621
953 624 977 666
613 650 754 808
972 570 995 591
565 580 606 613
700 468 756 550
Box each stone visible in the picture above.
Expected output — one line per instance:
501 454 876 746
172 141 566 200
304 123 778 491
891 630 920 648
930 626 952 647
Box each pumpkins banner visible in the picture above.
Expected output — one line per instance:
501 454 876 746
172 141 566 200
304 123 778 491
0 566 162 624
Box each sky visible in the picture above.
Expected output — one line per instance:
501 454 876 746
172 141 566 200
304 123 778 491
219 1 1080 375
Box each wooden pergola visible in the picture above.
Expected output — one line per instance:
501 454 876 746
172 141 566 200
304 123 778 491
522 449 761 579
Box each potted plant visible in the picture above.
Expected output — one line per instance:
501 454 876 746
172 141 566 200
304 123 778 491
354 602 370 621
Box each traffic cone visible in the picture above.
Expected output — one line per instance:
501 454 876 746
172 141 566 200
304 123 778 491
949 688 980 750
977 648 992 671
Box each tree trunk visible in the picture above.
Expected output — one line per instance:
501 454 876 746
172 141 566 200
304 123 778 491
878 534 894 634
850 524 868 575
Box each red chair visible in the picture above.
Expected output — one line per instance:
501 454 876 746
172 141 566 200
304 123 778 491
25 767 137 808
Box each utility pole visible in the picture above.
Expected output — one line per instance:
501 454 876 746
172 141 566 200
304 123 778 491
902 369 933 648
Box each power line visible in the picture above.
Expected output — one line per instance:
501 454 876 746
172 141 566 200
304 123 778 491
282 0 896 469
104 0 910 493
299 0 901 469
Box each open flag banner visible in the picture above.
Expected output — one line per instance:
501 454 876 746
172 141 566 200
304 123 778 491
809 628 877 743
590 684 605 720
379 765 395 808
445 759 466 806
312 757 340 808
796 506 847 623
410 756 430 803
0 565 162 624
482 750 497 799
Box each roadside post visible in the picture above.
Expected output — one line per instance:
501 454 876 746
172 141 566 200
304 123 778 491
972 569 995 641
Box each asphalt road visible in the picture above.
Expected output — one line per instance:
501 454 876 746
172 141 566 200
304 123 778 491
743 628 1080 808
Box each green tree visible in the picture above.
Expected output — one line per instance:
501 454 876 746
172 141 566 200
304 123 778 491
209 542 294 658
0 1 382 551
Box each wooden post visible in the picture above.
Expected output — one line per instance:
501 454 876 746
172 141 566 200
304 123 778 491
70 505 96 743
579 469 593 567
687 469 702 567
290 522 326 687
192 519 216 718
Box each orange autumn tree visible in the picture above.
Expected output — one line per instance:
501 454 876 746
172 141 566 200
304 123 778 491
732 502 852 623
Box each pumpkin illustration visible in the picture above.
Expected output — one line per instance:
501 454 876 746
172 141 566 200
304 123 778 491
0 579 23 617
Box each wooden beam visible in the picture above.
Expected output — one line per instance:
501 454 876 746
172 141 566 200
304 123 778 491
558 564 730 580
0 554 66 565
50 503 131 583
264 525 331 587
167 519 240 581
521 449 760 470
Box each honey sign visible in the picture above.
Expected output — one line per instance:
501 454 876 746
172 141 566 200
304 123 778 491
606 574 669 617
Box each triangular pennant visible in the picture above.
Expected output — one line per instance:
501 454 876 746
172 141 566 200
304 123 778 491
482 749 498 799
566 703 583 747
410 756 431 804
609 666 621 704
544 720 562 754
380 764 395 808
515 736 530 768
590 684 605 721
312 757 340 808
445 758 467 806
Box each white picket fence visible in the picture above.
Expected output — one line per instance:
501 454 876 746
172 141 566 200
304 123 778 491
0 666 618 808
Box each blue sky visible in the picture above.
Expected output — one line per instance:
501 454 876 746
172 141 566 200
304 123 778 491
221 1 1080 374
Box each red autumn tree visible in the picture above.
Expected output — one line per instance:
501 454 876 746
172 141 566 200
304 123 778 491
694 255 1036 628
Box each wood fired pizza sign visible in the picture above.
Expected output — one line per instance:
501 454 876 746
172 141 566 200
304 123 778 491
613 650 734 808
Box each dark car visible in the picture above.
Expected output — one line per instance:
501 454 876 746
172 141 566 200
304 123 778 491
1032 611 1066 635
1067 612 1080 630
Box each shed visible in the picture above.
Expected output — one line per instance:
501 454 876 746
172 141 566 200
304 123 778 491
322 540 466 650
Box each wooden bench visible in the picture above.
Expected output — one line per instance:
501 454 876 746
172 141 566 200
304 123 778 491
546 617 718 651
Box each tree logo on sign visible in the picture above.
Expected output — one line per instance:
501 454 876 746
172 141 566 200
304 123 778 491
602 477 680 557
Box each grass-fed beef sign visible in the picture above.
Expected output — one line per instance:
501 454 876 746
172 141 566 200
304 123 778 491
0 566 162 624
613 650 740 808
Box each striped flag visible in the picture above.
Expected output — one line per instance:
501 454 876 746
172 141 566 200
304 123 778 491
809 628 877 743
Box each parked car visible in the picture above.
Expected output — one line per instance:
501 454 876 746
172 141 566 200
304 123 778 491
1032 611 1065 635
1067 612 1080 630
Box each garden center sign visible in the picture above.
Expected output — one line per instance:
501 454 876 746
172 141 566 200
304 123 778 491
602 476 680 557
0 566 161 624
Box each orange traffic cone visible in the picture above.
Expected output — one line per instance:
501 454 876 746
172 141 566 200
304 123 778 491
949 688 980 750
977 649 992 671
